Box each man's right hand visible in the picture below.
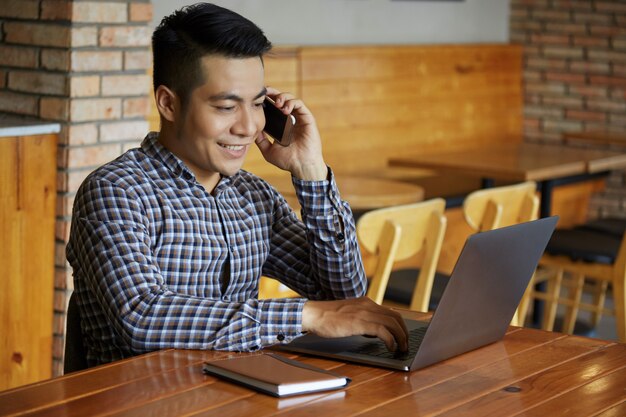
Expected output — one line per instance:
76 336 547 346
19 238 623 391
301 297 409 352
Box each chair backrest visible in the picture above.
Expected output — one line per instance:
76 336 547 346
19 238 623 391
462 181 539 326
463 181 539 232
357 198 447 312
64 292 88 374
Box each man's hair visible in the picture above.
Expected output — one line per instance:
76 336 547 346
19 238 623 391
152 2 272 109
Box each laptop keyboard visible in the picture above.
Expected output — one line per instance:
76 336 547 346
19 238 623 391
347 326 428 360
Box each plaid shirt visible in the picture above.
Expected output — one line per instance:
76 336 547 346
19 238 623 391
67 132 366 366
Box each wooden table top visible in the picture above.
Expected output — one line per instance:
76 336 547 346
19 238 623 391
390 142 626 182
3 310 625 417
264 174 425 210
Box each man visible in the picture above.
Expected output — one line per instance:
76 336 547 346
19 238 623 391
67 2 407 367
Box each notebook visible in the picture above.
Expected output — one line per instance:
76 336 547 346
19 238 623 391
202 352 350 397
281 216 558 372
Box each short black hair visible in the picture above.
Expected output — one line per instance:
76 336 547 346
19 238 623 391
152 2 272 108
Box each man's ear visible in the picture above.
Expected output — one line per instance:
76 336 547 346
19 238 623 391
155 85 179 123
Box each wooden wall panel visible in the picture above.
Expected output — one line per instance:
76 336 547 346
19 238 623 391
1 134 56 390
299 44 524 175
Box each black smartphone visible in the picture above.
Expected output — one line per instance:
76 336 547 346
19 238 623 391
263 97 296 146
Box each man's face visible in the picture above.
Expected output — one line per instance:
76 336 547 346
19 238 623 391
170 55 266 186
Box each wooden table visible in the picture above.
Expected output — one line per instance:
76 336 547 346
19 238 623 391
390 142 626 218
3 310 625 417
263 174 424 212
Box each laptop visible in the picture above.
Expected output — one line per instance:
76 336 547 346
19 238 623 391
281 216 558 372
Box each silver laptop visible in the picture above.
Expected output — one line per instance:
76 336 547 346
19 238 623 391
281 216 558 372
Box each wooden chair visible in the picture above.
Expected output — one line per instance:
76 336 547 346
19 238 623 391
356 198 447 312
537 219 626 342
462 181 540 326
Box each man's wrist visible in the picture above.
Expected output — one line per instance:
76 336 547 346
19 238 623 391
291 161 328 181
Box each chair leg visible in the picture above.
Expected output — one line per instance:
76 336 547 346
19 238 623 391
515 273 535 327
541 268 563 332
589 280 608 328
613 276 626 343
562 273 585 334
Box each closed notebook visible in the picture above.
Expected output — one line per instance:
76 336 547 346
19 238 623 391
202 352 350 397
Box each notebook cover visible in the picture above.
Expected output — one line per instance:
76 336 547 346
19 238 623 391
202 352 350 397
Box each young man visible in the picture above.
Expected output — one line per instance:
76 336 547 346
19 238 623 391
67 2 407 367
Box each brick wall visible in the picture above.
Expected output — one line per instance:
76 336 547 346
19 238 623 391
510 0 626 218
0 0 153 376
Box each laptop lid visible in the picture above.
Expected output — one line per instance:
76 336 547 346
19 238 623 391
281 216 558 372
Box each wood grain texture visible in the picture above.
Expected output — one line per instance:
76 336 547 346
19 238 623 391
0 134 56 391
3 310 625 417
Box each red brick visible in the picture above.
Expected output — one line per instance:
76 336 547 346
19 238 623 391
565 109 607 122
510 7 529 19
569 61 610 74
55 219 71 242
0 91 38 115
8 71 68 95
510 32 528 44
529 34 570 45
67 143 123 169
545 22 588 35
124 50 152 70
101 74 150 96
70 76 101 97
511 0 550 6
595 2 626 13
54 240 68 267
542 95 583 108
544 119 583 132
526 57 567 70
550 0 592 11
71 51 123 72
41 49 70 71
613 37 626 51
100 120 148 141
71 27 98 47
99 26 151 47
129 2 153 22
41 0 72 21
587 98 626 112
572 36 610 48
72 2 127 23
609 88 625 100
510 20 543 32
590 25 626 37
545 72 586 84
67 168 92 191
69 97 122 122
67 123 99 145
609 113 626 126
0 45 38 68
123 97 150 118
40 97 70 121
543 46 584 59
524 105 564 118
55 267 70 289
4 22 70 47
0 0 39 19
524 70 542 82
590 75 626 88
569 85 609 98
573 12 613 24
525 81 567 94
531 10 571 21
0 70 6 88
122 140 142 152
589 50 626 63
524 118 541 129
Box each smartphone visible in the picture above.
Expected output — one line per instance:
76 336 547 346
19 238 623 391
263 97 296 146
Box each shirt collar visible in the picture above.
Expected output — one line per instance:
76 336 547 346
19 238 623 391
141 132 237 190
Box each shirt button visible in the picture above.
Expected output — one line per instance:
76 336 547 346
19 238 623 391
222 295 230 301
277 334 285 342
336 232 345 241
